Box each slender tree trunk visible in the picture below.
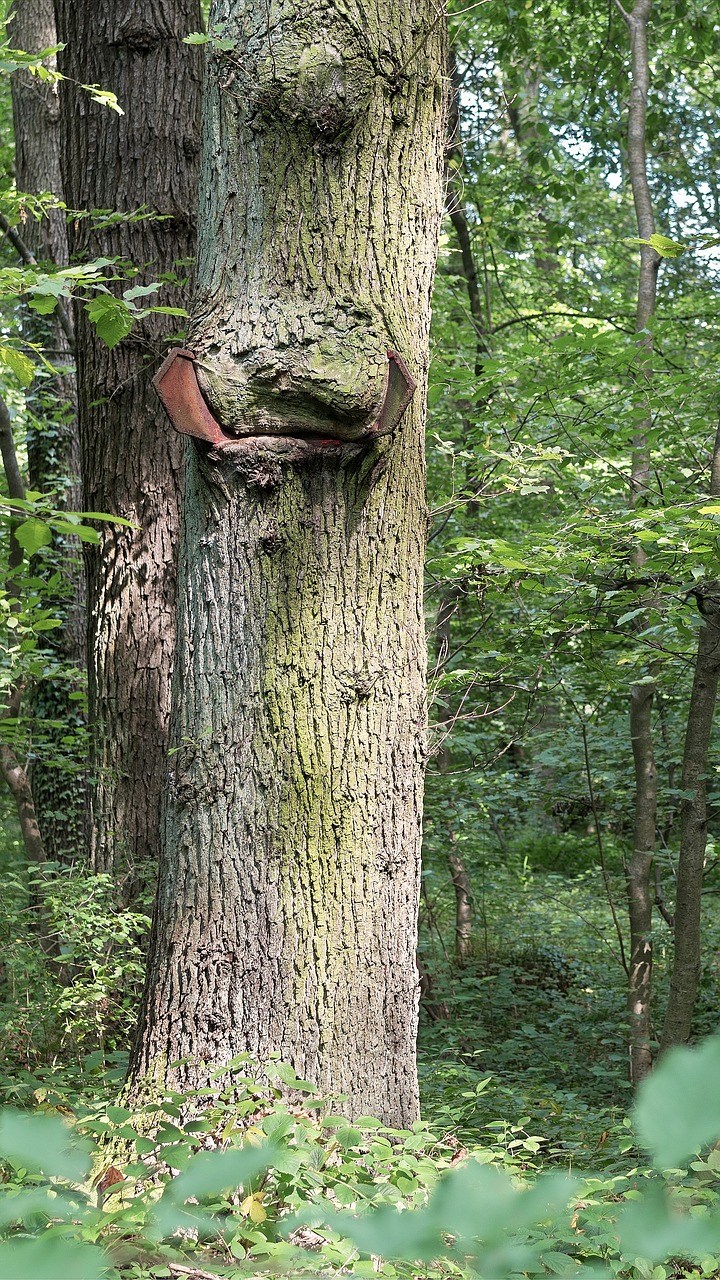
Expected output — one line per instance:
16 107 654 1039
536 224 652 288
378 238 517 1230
660 426 720 1051
0 397 57 957
129 0 448 1125
53 0 202 900
614 0 660 1085
628 680 656 1081
446 52 488 376
434 589 473 967
10 0 86 865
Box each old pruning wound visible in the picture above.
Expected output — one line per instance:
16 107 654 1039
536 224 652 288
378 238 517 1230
153 347 416 448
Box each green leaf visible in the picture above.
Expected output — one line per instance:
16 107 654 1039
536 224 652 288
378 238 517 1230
80 84 124 114
84 295 134 349
51 520 101 543
14 519 53 555
0 346 34 387
148 305 188 317
122 283 159 302
0 1238 108 1280
633 1035 720 1167
625 234 687 259
648 233 687 258
151 1144 278 1239
78 511 137 526
183 31 210 43
0 1109 91 1181
27 296 58 315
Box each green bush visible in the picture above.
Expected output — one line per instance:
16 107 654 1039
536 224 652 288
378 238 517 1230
0 861 150 1072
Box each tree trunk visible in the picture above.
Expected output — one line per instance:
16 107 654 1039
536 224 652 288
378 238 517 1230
614 0 660 1085
660 425 720 1051
628 680 656 1082
0 399 57 958
10 0 86 865
53 0 202 900
129 0 448 1125
434 588 473 968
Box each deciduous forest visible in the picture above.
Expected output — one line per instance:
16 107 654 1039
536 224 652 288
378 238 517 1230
2 0 720 1277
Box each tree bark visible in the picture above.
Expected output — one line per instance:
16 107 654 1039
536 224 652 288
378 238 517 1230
53 0 202 899
660 425 720 1051
129 0 448 1125
628 680 656 1082
614 0 660 1085
434 588 473 968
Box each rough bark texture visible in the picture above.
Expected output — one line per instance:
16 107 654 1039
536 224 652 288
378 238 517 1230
10 0 86 865
10 0 67 267
53 0 202 897
130 0 448 1125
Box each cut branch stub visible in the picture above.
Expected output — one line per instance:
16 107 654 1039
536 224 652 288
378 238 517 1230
153 349 226 447
153 347 415 451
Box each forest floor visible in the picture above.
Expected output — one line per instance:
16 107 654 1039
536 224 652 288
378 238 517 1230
418 841 720 1174
3 819 720 1276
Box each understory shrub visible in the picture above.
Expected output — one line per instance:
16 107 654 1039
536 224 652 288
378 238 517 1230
4 1039 720 1279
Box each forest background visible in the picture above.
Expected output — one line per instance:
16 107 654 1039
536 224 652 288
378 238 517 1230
3 0 720 1277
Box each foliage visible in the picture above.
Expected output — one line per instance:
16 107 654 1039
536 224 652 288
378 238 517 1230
1 4 720 1280
4 1037 720 1279
0 852 151 1072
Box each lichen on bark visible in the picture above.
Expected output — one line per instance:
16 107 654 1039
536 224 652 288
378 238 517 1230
130 0 448 1126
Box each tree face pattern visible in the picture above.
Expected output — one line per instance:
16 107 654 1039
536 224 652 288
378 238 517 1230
178 0 446 456
131 0 447 1124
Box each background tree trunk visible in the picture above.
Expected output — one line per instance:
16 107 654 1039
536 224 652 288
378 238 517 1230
660 424 720 1051
10 0 85 865
53 0 202 900
614 0 661 1085
129 0 448 1125
434 588 473 968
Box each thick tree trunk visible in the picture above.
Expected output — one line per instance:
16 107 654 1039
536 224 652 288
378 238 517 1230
129 0 448 1125
53 0 202 899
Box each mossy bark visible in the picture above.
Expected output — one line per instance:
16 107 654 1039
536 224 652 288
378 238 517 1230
130 0 448 1125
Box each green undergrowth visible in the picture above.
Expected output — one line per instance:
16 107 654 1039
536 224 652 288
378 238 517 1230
4 834 720 1277
5 1040 720 1279
418 847 720 1165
